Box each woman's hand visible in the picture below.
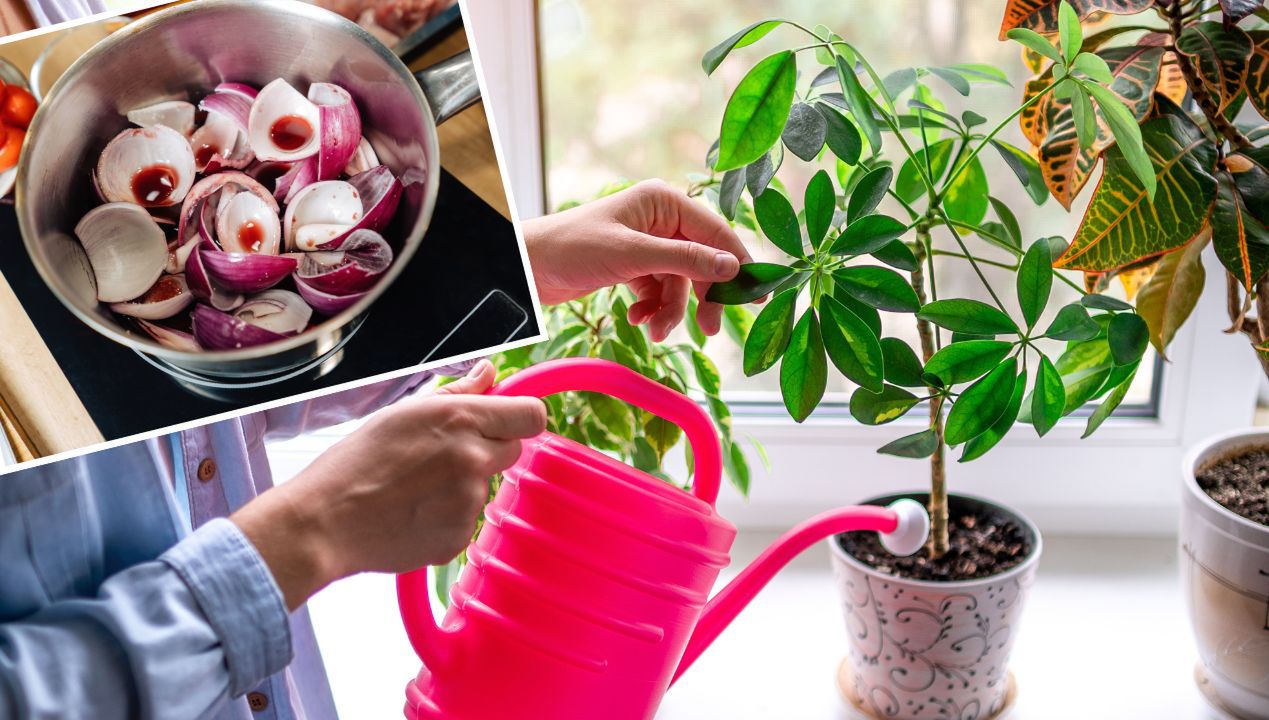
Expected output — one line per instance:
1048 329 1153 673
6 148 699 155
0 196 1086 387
524 179 751 341
232 361 545 610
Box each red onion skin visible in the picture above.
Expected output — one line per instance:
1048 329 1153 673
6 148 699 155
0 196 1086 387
201 251 298 293
192 303 289 350
310 83 362 181
275 157 318 204
294 275 367 315
179 172 278 246
317 166 403 250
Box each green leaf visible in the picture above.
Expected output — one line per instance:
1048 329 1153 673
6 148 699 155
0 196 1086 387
544 323 588 357
960 369 1027 462
990 197 1023 248
1083 363 1138 437
1056 338 1114 414
928 66 971 96
849 384 920 425
703 19 785 75
723 440 751 497
896 138 955 202
753 189 805 258
1058 1 1082 61
1007 27 1062 63
1137 232 1209 356
1070 85 1097 150
690 350 721 395
644 412 683 457
782 102 828 162
943 157 990 231
878 429 940 458
880 337 925 387
716 51 798 172
836 55 882 154
830 215 908 256
1084 81 1156 200
945 358 1019 445
924 340 1013 385
832 266 920 312
872 240 919 272
1032 355 1066 436
962 110 988 128
1071 53 1113 83
706 263 798 304
1058 116 1218 273
1044 303 1100 340
832 288 882 337
1213 168 1269 290
1017 238 1054 329
743 287 797 376
718 168 745 221
805 170 836 250
780 309 828 422
585 391 635 442
746 147 782 198
817 104 863 165
1081 294 1132 311
882 67 919 96
847 166 893 224
990 140 1049 205
1107 313 1149 365
820 295 885 393
917 299 1018 335
945 63 1011 86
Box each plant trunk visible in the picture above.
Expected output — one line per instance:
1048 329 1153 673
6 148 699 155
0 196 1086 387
1166 0 1252 150
1229 273 1269 380
912 225 949 557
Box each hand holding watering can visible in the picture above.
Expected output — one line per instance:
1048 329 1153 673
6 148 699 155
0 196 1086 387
397 358 929 720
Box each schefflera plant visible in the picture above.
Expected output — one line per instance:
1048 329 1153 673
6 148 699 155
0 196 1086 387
700 5 1154 555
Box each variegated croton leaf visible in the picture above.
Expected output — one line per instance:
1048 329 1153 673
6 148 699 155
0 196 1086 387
1057 113 1218 272
1037 46 1163 210
1218 0 1265 24
1247 30 1269 121
1213 148 1269 290
1176 21 1253 113
998 0 1152 40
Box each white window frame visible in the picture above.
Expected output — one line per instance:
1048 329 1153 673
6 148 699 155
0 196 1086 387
350 0 1264 538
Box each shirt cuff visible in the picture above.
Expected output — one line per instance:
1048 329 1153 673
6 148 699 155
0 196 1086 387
160 518 292 697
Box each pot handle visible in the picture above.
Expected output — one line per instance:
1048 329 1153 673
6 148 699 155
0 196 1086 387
414 50 480 125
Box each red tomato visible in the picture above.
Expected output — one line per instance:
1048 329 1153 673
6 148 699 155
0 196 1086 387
1 87 37 129
0 126 24 173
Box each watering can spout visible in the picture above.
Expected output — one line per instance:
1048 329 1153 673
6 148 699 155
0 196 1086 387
671 499 929 684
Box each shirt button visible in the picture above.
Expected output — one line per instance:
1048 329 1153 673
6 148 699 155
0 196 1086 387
247 691 269 712
196 459 217 482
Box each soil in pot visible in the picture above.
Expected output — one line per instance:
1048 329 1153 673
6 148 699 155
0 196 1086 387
1196 448 1269 526
838 501 1031 581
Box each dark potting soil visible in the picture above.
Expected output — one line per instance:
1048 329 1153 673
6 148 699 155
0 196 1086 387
838 503 1031 582
1197 449 1269 526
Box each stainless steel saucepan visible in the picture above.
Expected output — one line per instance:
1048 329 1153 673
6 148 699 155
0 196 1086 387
16 0 480 380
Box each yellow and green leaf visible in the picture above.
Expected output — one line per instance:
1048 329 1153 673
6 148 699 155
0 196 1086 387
1247 30 1269 122
1057 115 1218 272
1135 229 1210 356
1176 21 1253 113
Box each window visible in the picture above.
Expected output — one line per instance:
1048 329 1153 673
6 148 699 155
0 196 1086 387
469 0 1259 534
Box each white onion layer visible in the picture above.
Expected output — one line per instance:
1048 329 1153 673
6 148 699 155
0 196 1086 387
74 202 170 303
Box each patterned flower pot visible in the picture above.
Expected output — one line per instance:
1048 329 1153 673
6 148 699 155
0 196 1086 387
1181 428 1269 720
828 492 1041 720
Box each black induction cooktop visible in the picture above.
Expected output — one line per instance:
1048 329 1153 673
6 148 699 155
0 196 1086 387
0 168 541 441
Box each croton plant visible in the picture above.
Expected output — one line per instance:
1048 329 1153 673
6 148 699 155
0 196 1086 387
698 3 1160 555
1005 0 1269 378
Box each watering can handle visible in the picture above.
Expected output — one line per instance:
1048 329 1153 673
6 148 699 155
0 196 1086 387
486 357 723 504
396 357 724 674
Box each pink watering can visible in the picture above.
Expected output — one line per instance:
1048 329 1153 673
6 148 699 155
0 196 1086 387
397 357 929 720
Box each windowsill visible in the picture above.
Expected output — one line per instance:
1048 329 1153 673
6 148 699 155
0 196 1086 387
306 531 1228 720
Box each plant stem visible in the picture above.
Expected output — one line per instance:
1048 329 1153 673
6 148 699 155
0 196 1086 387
931 206 1012 313
931 249 1019 271
1225 273 1269 380
943 220 1087 293
913 225 949 557
1165 0 1252 150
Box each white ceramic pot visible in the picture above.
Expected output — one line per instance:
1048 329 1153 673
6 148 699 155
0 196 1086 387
1181 428 1269 720
828 492 1041 720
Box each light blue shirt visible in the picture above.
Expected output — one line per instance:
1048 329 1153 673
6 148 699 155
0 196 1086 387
0 368 452 720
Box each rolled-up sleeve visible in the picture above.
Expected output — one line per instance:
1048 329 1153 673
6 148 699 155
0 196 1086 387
0 519 290 720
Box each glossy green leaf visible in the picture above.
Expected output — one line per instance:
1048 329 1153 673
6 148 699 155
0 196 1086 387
743 287 797 376
945 358 1019 445
1056 338 1114 413
929 66 971 96
780 309 828 422
1213 168 1269 290
1058 1 1082 61
849 384 920 425
1032 355 1066 436
1007 27 1062 63
1071 85 1097 150
878 429 940 458
1017 238 1054 329
753 189 805 257
1083 362 1138 437
836 55 881 154
1084 81 1155 200
1044 303 1100 340
817 103 863 165
706 263 798 304
943 157 990 231
832 288 882 337
1107 313 1149 365
703 19 785 75
830 215 908 256
832 266 920 312
945 63 1011 86
1081 294 1132 311
917 299 1019 335
805 170 836 250
820 296 885 392
872 240 919 272
991 197 1023 248
848 166 893 223
1072 53 1113 83
896 138 955 202
881 337 926 387
746 147 782 198
716 51 798 172
960 369 1027 462
990 139 1049 205
718 168 745 221
924 340 1014 385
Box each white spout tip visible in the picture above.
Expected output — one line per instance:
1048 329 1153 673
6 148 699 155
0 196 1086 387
881 499 929 557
